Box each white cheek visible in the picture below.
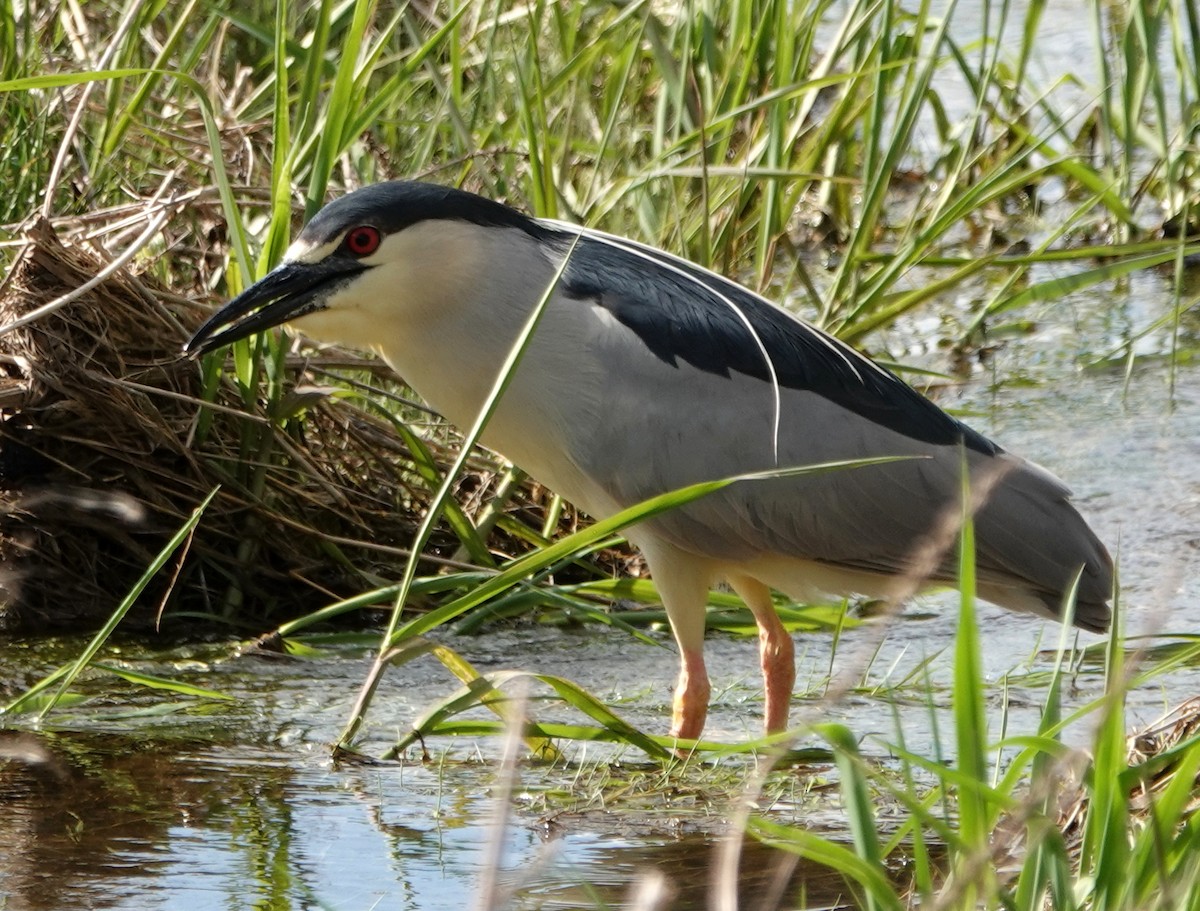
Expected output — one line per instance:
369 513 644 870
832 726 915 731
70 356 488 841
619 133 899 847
287 307 370 351
285 236 341 264
287 271 396 353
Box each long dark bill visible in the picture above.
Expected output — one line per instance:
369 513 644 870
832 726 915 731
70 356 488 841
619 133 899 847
184 259 366 358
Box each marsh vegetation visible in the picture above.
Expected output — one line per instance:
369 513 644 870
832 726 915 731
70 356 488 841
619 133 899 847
2 0 1200 908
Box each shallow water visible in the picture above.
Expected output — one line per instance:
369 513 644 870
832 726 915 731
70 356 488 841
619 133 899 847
0 637 860 911
0 718 849 910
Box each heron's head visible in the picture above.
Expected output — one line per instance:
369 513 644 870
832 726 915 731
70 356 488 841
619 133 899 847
184 181 551 358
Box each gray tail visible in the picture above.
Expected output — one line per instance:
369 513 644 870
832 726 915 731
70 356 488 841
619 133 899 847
975 455 1113 634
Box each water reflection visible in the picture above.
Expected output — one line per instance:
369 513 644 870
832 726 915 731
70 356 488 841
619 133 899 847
505 836 853 911
0 730 857 910
0 731 222 910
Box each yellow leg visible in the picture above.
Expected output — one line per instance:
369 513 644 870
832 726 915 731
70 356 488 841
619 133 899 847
637 537 715 741
671 646 710 740
730 575 795 733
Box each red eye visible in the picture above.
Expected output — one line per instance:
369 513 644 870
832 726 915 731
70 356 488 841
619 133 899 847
344 225 381 257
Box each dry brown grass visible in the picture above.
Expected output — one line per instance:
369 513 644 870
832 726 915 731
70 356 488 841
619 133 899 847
0 212 461 631
1058 697 1200 841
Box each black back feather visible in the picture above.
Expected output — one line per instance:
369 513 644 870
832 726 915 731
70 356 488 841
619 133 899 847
560 235 998 455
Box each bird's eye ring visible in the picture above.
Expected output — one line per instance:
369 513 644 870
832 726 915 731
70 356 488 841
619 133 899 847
344 225 382 257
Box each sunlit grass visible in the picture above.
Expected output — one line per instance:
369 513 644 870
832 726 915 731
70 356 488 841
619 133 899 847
737 536 1200 911
3 2 1200 907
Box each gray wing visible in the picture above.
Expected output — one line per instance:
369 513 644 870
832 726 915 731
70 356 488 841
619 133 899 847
557 232 1111 628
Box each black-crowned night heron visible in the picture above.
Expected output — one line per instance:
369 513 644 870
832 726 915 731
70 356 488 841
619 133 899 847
186 180 1112 740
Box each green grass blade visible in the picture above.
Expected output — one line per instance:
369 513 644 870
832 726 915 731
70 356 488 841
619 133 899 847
394 661 666 761
951 457 990 902
749 816 905 911
90 664 232 701
1081 577 1129 907
1 487 220 719
337 234 586 747
816 722 891 911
